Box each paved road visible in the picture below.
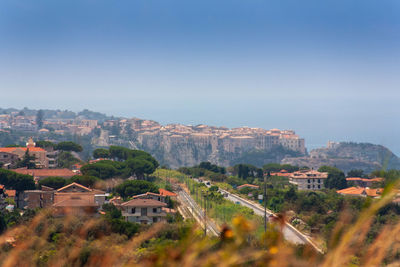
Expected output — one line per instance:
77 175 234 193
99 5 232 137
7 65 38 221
219 189 323 253
195 178 322 253
177 188 220 236
220 189 304 244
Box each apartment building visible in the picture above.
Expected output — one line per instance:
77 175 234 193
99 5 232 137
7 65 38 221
120 199 167 224
289 170 328 190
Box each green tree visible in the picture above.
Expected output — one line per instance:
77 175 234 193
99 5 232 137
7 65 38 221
5 144 21 148
319 166 347 190
39 176 66 189
0 169 35 191
102 203 122 219
263 163 299 173
347 169 365 178
16 149 36 169
57 151 80 168
80 161 121 179
109 146 130 161
93 148 110 159
115 180 158 199
36 140 56 150
69 175 101 188
56 141 83 152
125 157 155 179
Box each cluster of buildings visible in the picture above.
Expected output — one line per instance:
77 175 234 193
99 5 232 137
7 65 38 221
42 118 98 136
279 169 385 198
0 114 38 132
0 112 99 136
0 138 52 168
117 118 306 154
0 138 76 170
2 176 177 225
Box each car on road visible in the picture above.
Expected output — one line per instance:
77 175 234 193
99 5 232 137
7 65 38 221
205 181 210 186
235 201 241 205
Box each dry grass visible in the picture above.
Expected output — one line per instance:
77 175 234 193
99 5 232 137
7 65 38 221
2 183 400 266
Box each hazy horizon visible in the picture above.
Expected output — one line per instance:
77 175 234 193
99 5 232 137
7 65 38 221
1 0 399 154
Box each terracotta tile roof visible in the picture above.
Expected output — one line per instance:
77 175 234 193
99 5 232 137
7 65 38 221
41 185 55 191
0 147 45 153
270 171 292 177
346 177 384 182
0 185 4 190
53 195 99 207
13 168 75 178
109 196 123 205
159 188 177 197
5 190 16 197
237 184 260 190
365 188 383 197
336 187 383 197
290 170 328 179
57 182 92 192
132 192 162 198
346 177 363 181
120 198 167 207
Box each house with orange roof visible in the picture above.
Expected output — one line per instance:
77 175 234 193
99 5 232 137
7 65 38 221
336 187 383 198
270 169 292 177
120 198 167 224
159 188 177 199
346 177 384 187
5 189 16 199
132 192 166 203
13 168 75 181
0 138 48 168
237 184 260 190
53 182 107 216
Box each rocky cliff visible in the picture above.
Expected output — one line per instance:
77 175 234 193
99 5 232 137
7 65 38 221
282 142 400 173
108 119 306 168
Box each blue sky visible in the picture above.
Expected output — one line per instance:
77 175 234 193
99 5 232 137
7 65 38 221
1 0 400 153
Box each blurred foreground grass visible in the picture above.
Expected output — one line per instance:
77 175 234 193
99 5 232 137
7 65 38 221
1 181 400 267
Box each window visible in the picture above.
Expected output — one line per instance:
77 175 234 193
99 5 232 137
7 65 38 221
318 185 321 189
131 208 136 214
153 208 157 213
307 185 310 189
153 217 157 223
307 179 310 183
141 208 147 216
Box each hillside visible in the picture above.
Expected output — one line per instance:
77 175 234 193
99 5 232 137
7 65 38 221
282 142 400 173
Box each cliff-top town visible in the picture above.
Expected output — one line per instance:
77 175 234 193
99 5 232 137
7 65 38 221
0 111 306 155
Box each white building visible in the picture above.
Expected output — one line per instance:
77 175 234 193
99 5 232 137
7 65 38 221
120 199 167 224
289 170 328 190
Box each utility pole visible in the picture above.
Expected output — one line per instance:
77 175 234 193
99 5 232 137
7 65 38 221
204 192 207 236
264 171 270 233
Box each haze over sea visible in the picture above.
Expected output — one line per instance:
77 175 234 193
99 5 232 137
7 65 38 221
1 0 399 154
